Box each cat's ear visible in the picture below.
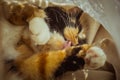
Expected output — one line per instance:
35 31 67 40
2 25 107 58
67 6 83 18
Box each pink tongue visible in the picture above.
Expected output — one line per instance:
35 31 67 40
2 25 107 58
63 41 71 49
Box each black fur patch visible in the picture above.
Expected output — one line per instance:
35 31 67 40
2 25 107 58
45 6 68 34
71 46 82 55
54 47 85 77
54 56 85 77
78 38 87 45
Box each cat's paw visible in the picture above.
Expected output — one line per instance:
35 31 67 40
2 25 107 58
29 17 51 45
84 46 107 69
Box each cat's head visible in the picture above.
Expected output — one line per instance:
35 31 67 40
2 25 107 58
63 6 86 46
45 6 86 46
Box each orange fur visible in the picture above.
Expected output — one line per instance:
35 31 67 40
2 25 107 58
64 27 79 45
15 44 73 80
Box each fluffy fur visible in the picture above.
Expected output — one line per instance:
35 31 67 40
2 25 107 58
0 1 107 80
84 46 107 69
44 6 87 45
14 44 85 80
47 31 66 50
29 17 51 45
64 27 79 45
0 18 24 60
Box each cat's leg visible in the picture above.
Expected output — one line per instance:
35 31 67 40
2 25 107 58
14 43 86 80
28 10 51 46
53 46 86 78
73 44 107 69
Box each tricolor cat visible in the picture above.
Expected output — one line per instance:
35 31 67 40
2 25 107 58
0 1 106 80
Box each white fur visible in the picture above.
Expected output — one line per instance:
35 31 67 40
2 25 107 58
0 18 24 60
48 31 65 50
84 46 107 69
29 17 50 45
78 29 86 40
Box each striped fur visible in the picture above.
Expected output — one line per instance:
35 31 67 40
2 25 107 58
14 44 85 80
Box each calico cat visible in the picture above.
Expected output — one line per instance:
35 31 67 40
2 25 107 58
0 1 106 80
44 6 85 45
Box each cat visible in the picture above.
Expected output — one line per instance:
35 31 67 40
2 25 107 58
0 1 106 80
1 0 87 45
0 2 84 80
